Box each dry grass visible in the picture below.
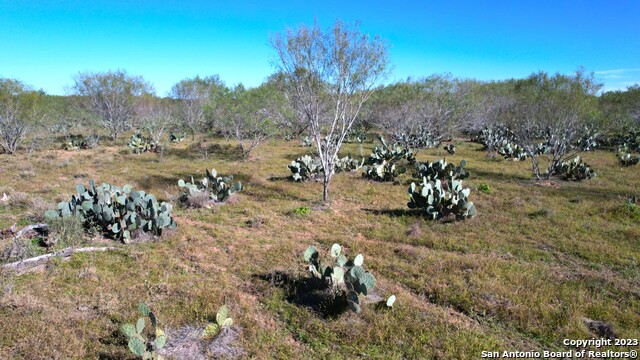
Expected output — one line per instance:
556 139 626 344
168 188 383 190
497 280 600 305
0 136 638 359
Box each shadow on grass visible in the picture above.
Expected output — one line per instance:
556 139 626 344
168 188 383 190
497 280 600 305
168 142 244 161
254 272 349 319
362 208 424 218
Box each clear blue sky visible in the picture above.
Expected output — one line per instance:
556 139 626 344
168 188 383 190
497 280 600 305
1 0 638 96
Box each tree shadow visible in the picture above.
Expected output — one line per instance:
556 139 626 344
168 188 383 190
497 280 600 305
362 208 424 218
168 142 244 161
253 272 349 319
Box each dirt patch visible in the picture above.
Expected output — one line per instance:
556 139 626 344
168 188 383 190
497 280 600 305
159 325 244 359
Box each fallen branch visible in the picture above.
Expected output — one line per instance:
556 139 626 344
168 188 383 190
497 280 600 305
2 246 119 272
15 223 48 238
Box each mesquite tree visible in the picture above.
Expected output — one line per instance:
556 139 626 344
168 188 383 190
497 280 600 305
505 70 602 179
0 78 41 155
71 70 153 140
271 20 388 203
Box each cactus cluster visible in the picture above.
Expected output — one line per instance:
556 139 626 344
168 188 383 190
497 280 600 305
44 180 176 243
363 160 406 182
362 136 415 182
304 244 376 313
398 157 476 217
121 303 167 359
289 155 323 182
443 144 455 155
497 140 528 161
616 143 639 167
64 135 88 151
128 132 158 154
413 159 470 182
301 136 312 147
367 136 416 165
392 129 440 149
178 168 243 203
557 156 596 181
169 132 185 143
334 155 364 173
344 128 368 143
408 171 476 221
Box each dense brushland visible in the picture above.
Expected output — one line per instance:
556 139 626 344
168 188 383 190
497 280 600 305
0 135 638 358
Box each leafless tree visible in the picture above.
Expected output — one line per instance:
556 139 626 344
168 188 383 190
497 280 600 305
136 96 175 146
506 70 602 179
170 75 225 140
0 78 42 155
71 70 153 140
272 20 388 203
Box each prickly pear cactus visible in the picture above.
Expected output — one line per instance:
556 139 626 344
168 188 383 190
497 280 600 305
64 135 88 151
178 167 243 203
443 144 455 155
44 180 177 243
617 144 639 167
121 303 167 359
128 132 158 154
362 160 406 182
413 159 469 183
408 174 476 221
557 156 596 181
169 132 185 143
303 244 377 313
288 155 323 182
334 155 364 173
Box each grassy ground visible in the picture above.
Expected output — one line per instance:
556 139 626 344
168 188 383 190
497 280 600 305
0 137 638 359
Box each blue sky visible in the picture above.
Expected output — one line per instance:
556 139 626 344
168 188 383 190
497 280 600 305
1 1 638 95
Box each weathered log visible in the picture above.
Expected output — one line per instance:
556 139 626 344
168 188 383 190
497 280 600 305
2 246 119 272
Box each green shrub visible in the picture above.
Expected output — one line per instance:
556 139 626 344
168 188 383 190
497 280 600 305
45 215 85 247
291 206 310 217
477 183 490 194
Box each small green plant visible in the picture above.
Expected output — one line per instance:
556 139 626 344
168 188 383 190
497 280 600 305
291 206 311 217
334 154 364 173
201 305 233 340
303 243 376 313
477 183 490 194
121 303 166 359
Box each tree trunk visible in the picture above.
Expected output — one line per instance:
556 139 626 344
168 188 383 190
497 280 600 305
323 174 330 203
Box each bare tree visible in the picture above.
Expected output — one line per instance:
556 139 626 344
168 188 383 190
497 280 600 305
71 70 153 140
272 20 388 203
217 84 278 158
0 78 42 155
170 76 223 140
136 96 175 146
506 70 602 179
